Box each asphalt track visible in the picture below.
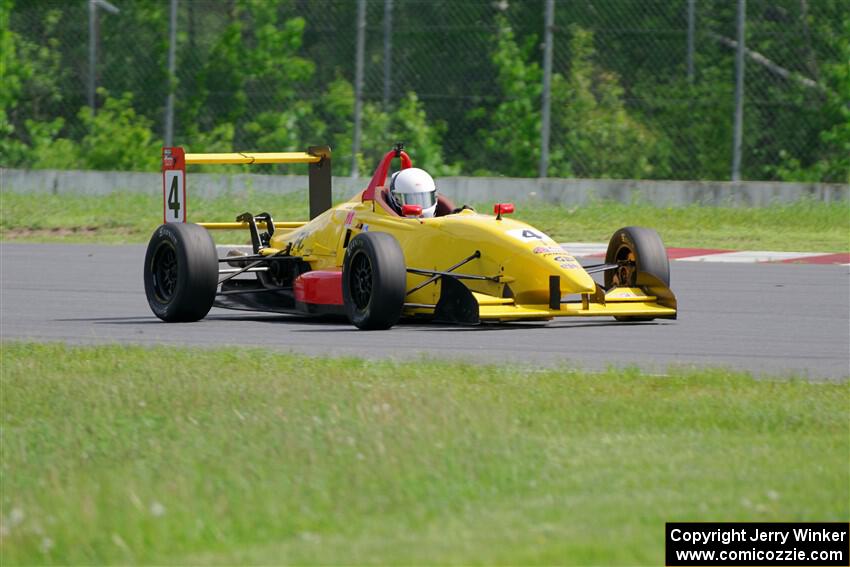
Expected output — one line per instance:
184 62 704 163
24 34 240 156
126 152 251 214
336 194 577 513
2 243 848 380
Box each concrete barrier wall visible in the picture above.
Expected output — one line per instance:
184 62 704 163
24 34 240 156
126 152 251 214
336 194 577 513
2 167 847 207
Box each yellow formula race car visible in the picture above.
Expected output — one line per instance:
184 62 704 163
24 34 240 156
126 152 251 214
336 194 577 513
144 144 676 329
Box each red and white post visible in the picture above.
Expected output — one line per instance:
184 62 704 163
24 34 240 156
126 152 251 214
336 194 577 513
161 147 186 223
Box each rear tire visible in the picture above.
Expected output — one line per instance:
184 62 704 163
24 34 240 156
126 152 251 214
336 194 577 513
342 232 406 330
144 223 218 322
604 226 670 322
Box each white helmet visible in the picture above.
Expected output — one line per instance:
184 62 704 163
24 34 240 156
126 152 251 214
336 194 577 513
390 167 437 218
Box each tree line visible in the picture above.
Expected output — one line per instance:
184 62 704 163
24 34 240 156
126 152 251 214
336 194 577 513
2 0 847 182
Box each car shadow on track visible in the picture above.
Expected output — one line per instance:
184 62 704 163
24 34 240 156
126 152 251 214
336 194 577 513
54 314 667 332
411 321 660 332
289 320 660 332
54 317 166 325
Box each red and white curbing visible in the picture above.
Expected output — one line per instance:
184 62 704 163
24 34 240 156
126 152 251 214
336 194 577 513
561 243 850 265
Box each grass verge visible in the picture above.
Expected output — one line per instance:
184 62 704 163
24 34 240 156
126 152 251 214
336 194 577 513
1 342 847 565
2 191 848 251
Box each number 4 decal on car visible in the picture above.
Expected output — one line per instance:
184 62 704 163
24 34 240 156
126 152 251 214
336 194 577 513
163 170 186 223
168 176 180 218
506 228 550 242
162 147 187 223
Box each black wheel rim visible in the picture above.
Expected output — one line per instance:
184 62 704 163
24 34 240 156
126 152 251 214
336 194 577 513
350 252 373 310
151 242 178 302
612 244 636 287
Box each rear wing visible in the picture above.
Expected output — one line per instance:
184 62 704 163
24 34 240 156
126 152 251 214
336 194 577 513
161 145 332 223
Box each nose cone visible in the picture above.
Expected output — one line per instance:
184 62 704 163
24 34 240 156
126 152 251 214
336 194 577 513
495 225 597 296
532 245 597 293
433 214 598 301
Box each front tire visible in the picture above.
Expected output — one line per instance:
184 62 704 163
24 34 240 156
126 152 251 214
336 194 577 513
342 232 406 330
604 226 670 322
144 223 219 322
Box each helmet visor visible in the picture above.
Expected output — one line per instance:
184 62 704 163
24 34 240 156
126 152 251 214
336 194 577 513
394 190 436 209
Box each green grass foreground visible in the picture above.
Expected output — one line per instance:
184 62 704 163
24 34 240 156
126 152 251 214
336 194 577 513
2 191 848 251
1 343 847 565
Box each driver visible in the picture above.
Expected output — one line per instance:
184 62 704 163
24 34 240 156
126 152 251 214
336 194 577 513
388 167 438 218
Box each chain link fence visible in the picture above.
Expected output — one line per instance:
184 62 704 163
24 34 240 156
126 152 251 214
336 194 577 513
5 0 847 182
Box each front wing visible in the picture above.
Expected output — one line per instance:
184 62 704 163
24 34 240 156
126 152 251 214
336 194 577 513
405 279 676 323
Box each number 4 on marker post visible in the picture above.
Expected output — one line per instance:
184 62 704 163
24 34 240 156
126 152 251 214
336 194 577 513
167 176 180 219
162 147 186 223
